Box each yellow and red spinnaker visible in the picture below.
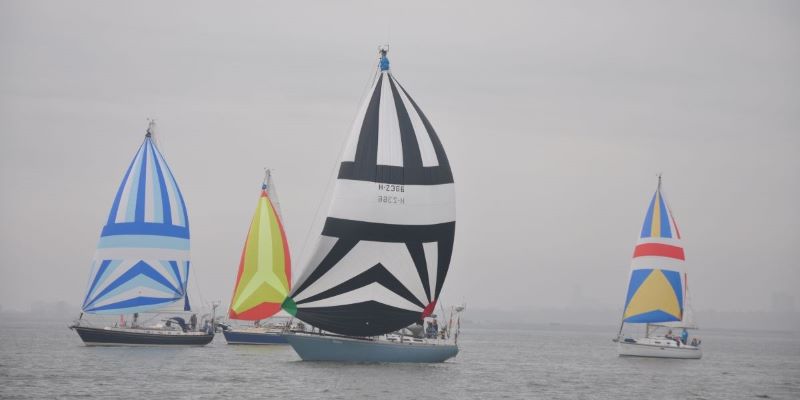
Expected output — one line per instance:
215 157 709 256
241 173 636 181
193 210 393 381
228 189 291 320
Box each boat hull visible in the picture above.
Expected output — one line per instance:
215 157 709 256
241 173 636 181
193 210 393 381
618 340 702 359
222 329 287 345
283 333 459 363
71 326 214 346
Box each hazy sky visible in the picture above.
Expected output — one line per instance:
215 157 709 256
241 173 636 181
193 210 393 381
1 0 798 315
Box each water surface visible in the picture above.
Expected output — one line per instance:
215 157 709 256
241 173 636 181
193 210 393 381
1 317 797 399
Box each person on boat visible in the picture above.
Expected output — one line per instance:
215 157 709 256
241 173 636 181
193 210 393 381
132 313 139 328
680 328 689 344
425 321 436 338
190 314 197 331
691 338 698 346
665 329 680 346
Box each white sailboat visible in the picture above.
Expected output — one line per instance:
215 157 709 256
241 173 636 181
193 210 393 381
615 176 702 359
279 47 464 362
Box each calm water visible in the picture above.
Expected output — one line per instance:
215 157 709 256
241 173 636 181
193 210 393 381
1 317 798 399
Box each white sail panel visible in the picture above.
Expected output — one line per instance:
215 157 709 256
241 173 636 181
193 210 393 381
341 75 382 163
377 73 403 166
328 180 455 225
395 76 439 167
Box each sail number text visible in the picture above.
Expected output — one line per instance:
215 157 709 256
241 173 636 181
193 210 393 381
377 184 404 192
377 184 405 205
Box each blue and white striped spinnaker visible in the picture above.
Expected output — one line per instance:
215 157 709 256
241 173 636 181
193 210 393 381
81 124 191 314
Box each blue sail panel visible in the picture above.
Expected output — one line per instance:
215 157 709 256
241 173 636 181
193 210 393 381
82 136 191 314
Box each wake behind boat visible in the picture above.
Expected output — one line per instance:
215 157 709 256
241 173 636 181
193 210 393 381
614 176 702 359
70 121 214 346
278 47 462 363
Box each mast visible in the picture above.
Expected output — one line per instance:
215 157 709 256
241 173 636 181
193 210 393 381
145 119 154 138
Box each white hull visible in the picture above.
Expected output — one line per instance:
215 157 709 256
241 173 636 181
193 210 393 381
618 338 702 359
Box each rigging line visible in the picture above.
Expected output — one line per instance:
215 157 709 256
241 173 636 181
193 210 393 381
294 55 382 281
190 261 210 311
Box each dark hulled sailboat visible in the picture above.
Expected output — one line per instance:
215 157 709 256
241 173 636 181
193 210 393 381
70 121 214 346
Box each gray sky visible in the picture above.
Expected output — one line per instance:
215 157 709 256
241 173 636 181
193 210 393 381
1 0 798 316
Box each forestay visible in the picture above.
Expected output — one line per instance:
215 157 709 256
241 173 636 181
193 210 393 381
81 124 191 314
228 171 292 320
622 177 686 323
282 50 456 336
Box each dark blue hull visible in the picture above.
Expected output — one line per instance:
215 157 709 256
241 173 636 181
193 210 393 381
71 326 214 346
222 329 288 345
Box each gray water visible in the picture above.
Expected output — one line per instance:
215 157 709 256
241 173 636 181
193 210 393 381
1 317 798 399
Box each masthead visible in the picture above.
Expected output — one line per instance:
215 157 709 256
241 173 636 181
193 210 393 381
379 45 390 71
145 119 155 138
262 168 271 190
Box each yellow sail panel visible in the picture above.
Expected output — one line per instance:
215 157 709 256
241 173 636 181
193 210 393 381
228 190 291 320
623 268 682 323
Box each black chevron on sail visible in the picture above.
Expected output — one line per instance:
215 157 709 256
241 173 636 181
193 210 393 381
283 49 456 337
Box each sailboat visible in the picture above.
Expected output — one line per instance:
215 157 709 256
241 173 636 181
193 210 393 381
222 170 294 345
70 121 215 346
615 176 702 359
277 47 465 362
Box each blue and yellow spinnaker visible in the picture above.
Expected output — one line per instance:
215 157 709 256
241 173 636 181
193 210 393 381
622 177 686 323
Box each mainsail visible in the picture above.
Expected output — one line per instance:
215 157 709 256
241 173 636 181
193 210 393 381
81 122 191 314
282 49 456 336
228 171 292 320
622 176 685 324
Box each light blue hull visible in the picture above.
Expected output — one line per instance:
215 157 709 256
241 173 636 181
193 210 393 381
283 333 459 363
222 329 287 345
